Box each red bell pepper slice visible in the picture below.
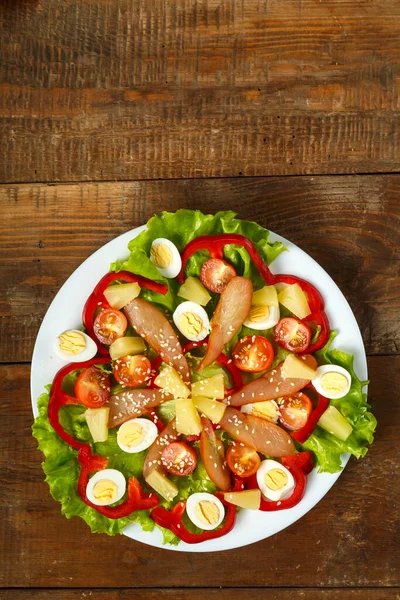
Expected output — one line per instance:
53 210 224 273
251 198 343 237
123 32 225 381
182 339 243 390
291 388 330 444
246 451 313 511
178 234 275 285
302 310 330 355
150 477 244 544
281 450 314 475
77 445 159 518
82 271 168 355
48 357 111 451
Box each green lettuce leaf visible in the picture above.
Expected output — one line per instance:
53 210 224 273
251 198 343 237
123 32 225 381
301 334 376 473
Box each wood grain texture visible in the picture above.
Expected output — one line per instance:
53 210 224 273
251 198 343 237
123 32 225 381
1 591 400 600
1 356 398 588
1 174 399 361
1 0 400 182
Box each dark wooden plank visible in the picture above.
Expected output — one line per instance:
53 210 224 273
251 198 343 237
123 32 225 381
1 0 400 181
1 590 399 600
1 356 397 588
0 175 399 361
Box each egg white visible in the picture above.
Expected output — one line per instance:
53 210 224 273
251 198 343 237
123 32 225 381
186 492 225 531
117 417 158 453
173 301 210 341
244 304 280 330
53 329 98 363
256 459 295 502
312 364 351 399
86 469 126 506
150 238 182 278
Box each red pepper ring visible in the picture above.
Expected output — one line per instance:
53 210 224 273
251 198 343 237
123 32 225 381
181 339 243 390
77 446 159 518
48 357 111 451
150 477 243 544
245 452 313 511
291 387 330 444
178 234 275 285
82 271 169 356
302 310 330 355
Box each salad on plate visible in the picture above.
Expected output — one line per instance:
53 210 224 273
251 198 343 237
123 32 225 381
32 210 376 545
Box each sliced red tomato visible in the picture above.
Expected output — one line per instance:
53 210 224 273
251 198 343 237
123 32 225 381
200 417 231 491
93 308 128 345
200 258 236 293
274 317 311 353
161 442 197 476
278 392 313 431
74 366 111 408
113 355 152 386
199 277 253 370
232 336 274 372
226 444 261 477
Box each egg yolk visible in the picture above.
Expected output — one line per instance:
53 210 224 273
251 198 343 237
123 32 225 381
247 305 270 323
178 312 204 337
264 468 288 491
151 244 172 268
59 330 86 355
251 401 278 421
92 479 118 504
119 422 144 448
195 501 220 525
320 372 348 395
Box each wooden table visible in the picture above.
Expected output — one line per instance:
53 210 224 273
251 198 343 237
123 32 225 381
1 0 399 598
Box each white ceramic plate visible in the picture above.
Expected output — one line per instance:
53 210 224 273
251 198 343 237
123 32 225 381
31 225 367 552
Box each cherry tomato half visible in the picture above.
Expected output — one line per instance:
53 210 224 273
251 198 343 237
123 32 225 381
74 366 111 408
278 392 313 431
113 354 152 386
274 317 311 353
161 442 197 476
200 258 236 293
232 336 274 372
93 308 128 345
226 444 261 478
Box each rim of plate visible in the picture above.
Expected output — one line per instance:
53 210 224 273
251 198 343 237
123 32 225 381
30 224 368 553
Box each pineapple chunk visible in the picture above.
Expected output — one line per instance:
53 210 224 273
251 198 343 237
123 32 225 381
224 489 261 510
154 365 191 399
318 405 353 441
103 282 141 310
145 469 179 502
252 285 278 307
85 407 110 443
192 395 226 424
175 397 203 435
191 373 225 399
281 353 317 380
109 336 146 360
178 277 211 306
278 283 311 319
